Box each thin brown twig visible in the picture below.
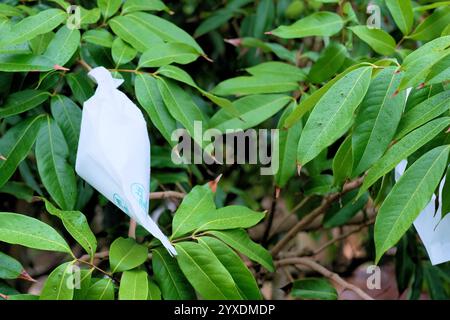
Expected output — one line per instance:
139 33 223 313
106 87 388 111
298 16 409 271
77 59 92 71
271 177 364 257
128 219 137 239
309 218 375 257
276 257 374 300
149 191 185 200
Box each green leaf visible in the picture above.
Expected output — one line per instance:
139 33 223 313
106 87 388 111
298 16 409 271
351 67 405 176
109 15 163 53
308 42 347 83
156 65 241 117
66 71 94 104
135 73 177 145
0 181 34 203
98 0 122 20
85 278 115 300
73 268 93 300
349 26 396 56
0 89 49 119
126 12 204 55
284 63 373 128
207 229 274 272
0 3 22 17
0 9 66 47
395 90 450 140
111 38 137 66
175 241 242 299
157 78 207 147
30 33 54 55
275 102 303 188
40 261 75 300
254 0 275 38
171 185 216 239
82 29 114 48
194 10 234 38
109 237 148 273
119 270 149 300
297 67 372 166
270 11 343 39
212 75 299 96
425 54 450 85
36 116 77 210
358 117 450 198
375 145 450 263
50 95 81 164
323 190 369 228
44 199 97 260
291 278 338 300
0 251 23 279
44 26 80 66
441 166 450 219
410 7 450 41
138 43 199 68
198 236 262 300
122 0 171 15
332 135 353 186
209 94 291 132
152 248 196 299
0 212 71 254
245 61 306 82
397 36 450 91
0 115 45 188
386 0 414 36
147 279 162 300
0 54 54 72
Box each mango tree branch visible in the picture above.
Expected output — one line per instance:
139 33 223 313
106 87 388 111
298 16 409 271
271 177 364 257
276 257 374 300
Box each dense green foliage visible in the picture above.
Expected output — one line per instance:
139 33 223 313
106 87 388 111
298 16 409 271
0 0 449 300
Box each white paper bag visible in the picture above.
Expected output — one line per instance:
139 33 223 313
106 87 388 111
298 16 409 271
395 160 449 265
75 66 176 255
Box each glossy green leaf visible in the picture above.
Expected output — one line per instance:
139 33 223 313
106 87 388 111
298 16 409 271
425 54 450 85
207 229 274 271
254 0 275 38
375 145 450 263
212 75 298 96
30 33 54 55
0 115 45 188
275 102 303 188
0 9 66 47
0 181 34 203
152 248 196 299
198 236 262 300
109 15 163 52
291 278 338 300
441 166 450 219
66 72 94 104
395 90 450 140
36 117 77 210
386 0 414 35
352 67 405 176
175 241 242 300
0 54 54 72
270 11 343 38
147 279 162 300
112 38 137 66
209 94 291 132
44 26 80 66
297 67 372 166
119 270 148 300
157 78 206 147
109 237 148 273
332 135 353 186
85 278 115 300
309 42 347 83
40 261 75 300
82 29 114 48
349 26 396 56
135 73 177 145
0 212 71 254
0 252 23 279
246 61 306 82
73 268 93 300
138 43 199 68
122 0 171 14
98 0 122 20
358 117 450 198
0 90 49 119
409 7 450 41
126 12 204 55
44 199 97 259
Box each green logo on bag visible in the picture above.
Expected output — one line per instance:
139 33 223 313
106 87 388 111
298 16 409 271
113 193 129 214
131 183 148 211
